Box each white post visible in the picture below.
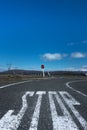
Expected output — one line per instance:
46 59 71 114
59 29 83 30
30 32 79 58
41 65 45 78
42 69 45 78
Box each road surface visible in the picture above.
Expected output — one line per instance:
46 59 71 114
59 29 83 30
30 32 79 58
0 77 87 130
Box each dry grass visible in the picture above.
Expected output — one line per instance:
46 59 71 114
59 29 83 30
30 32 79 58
0 74 42 84
0 74 86 85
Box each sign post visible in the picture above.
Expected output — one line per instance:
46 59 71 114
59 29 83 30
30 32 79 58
41 65 45 78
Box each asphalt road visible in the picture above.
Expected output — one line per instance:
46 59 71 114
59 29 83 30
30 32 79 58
0 77 87 130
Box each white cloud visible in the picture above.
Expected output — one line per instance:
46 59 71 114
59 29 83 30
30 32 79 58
67 42 75 46
80 68 87 71
64 66 87 72
0 67 5 72
82 40 87 44
71 52 87 58
42 53 67 61
82 65 87 68
80 65 87 71
67 40 87 46
64 67 77 71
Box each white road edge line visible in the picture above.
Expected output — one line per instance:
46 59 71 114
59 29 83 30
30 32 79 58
66 80 87 97
0 80 33 89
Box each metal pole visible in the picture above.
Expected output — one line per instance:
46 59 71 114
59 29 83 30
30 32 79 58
42 69 45 77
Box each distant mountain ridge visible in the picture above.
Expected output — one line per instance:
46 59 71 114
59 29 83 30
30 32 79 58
0 69 42 75
0 69 87 76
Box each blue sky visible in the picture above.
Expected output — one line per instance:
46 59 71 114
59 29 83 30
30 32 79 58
0 0 87 71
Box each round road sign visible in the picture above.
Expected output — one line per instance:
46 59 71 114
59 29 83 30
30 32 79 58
41 65 44 69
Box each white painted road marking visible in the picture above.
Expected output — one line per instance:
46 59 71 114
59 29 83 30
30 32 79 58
66 80 87 97
0 91 87 130
29 91 46 130
60 91 87 130
0 80 32 89
49 91 78 130
0 91 34 130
